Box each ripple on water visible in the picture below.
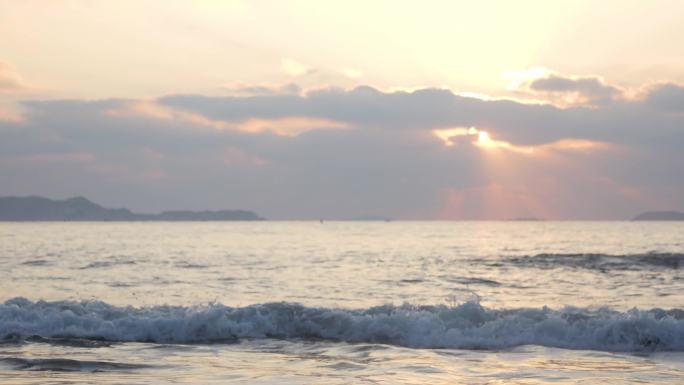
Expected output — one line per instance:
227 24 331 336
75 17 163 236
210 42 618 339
0 357 152 372
439 275 502 287
79 260 137 269
19 260 50 266
174 262 210 269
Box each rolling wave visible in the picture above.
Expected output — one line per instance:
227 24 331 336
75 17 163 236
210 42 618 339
503 252 684 271
2 298 684 352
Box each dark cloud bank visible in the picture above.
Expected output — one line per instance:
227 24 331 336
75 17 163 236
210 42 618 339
1 83 683 219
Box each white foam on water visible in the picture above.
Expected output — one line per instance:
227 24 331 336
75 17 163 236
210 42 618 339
2 298 683 352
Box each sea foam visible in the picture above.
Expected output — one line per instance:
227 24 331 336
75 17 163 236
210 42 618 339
2 298 683 352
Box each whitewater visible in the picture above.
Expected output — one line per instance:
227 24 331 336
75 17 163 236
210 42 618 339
1 221 683 384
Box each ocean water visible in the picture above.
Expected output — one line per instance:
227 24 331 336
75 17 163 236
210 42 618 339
0 221 683 384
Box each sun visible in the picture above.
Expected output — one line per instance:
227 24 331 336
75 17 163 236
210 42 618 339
474 130 534 154
432 127 539 154
477 131 494 147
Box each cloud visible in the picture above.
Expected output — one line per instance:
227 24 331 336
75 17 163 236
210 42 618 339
106 100 349 136
645 83 684 112
0 60 30 93
159 85 680 149
507 69 624 107
281 58 314 77
221 82 302 97
0 106 23 123
1 78 683 219
432 126 611 155
1 152 95 164
234 117 349 136
528 74 623 106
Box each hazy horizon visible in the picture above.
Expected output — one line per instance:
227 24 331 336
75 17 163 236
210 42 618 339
1 194 679 221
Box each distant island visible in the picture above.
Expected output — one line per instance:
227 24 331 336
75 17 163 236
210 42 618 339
0 196 264 221
632 211 684 221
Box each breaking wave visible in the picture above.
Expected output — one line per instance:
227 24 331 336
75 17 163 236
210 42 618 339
2 298 683 352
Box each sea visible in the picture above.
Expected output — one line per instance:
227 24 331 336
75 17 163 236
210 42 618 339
0 221 683 384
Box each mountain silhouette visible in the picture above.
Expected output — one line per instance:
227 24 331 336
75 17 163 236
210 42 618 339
0 196 264 221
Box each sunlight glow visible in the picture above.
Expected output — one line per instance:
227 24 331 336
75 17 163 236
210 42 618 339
431 127 477 146
474 130 534 154
432 126 531 153
107 101 349 136
503 67 551 91
477 130 492 145
433 126 609 156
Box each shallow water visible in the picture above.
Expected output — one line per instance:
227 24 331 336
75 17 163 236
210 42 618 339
1 221 683 384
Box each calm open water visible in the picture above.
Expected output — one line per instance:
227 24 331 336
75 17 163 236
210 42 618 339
1 221 683 384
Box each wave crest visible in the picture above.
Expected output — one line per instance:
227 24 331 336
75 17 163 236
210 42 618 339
2 298 684 352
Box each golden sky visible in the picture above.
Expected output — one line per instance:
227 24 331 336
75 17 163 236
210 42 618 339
2 0 683 99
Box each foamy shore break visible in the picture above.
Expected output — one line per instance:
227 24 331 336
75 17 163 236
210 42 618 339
2 298 683 352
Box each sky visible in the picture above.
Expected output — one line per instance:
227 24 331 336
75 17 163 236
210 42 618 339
1 0 683 219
